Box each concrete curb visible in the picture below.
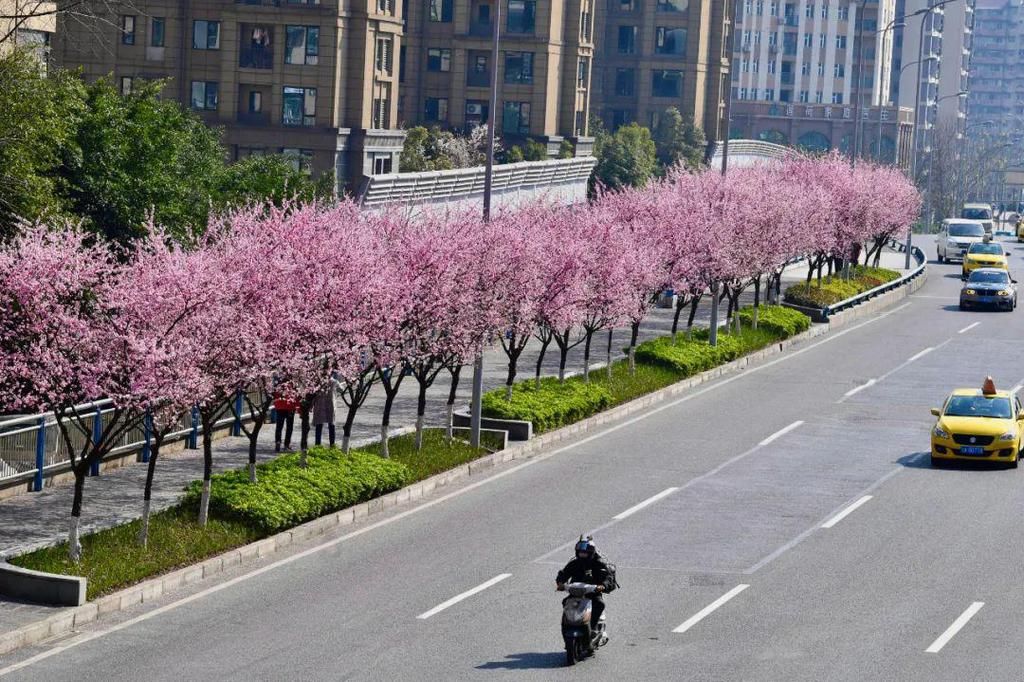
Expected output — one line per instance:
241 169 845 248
0 563 86 607
0 275 923 657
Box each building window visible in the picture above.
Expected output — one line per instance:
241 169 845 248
121 16 136 45
767 60 776 74
399 45 407 82
820 2 828 18
834 63 844 78
468 53 490 86
832 92 843 104
373 154 393 174
373 83 391 128
738 87 747 100
282 148 313 173
819 33 826 48
507 0 536 34
241 26 273 69
377 0 393 13
765 88 775 101
801 62 809 75
429 0 454 21
375 36 393 74
817 62 825 76
799 90 809 102
502 101 530 134
249 91 263 113
465 100 489 126
505 51 533 83
656 0 687 10
836 35 847 49
428 47 452 72
756 0 763 15
190 81 218 110
803 33 812 47
815 91 823 103
838 5 848 20
16 29 50 65
752 59 759 73
192 20 220 50
285 26 319 65
620 0 634 10
655 27 686 55
150 18 164 47
753 31 761 44
614 68 635 96
651 69 682 98
769 1 778 16
610 109 632 129
120 77 133 94
424 97 449 121
804 3 813 17
283 86 316 126
617 25 637 53
780 89 791 102
577 57 588 87
750 88 759 99
575 110 585 135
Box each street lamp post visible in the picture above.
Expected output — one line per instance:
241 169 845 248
874 19 907 162
851 0 866 167
710 3 737 348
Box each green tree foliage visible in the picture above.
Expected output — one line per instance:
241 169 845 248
524 139 548 161
593 122 658 191
399 126 434 172
59 78 225 244
505 145 525 163
0 50 85 240
216 155 335 211
558 139 575 159
652 107 707 171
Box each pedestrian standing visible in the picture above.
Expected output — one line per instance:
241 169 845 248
273 393 298 452
313 382 337 447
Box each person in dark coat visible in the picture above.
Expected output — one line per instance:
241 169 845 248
312 384 336 447
556 536 614 644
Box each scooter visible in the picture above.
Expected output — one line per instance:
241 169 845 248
559 582 608 665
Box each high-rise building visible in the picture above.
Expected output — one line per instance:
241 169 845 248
1 0 56 65
591 0 731 143
399 0 595 153
54 0 406 191
968 0 1023 138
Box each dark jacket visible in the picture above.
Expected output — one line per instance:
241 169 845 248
556 553 614 592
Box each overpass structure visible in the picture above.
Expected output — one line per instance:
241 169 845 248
707 139 801 172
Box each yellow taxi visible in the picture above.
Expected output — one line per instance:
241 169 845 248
931 378 1024 468
961 241 1009 280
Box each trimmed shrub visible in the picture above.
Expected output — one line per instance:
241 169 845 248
784 266 900 308
183 447 409 533
482 378 612 433
738 305 811 337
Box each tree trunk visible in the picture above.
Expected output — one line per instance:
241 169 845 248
607 328 614 379
534 333 552 388
582 331 593 383
671 295 686 339
68 468 86 562
247 416 263 483
197 411 215 527
752 277 761 330
138 434 163 548
686 295 701 339
415 378 428 451
628 322 640 373
379 368 406 459
380 422 390 458
298 402 312 467
446 364 462 441
502 335 525 402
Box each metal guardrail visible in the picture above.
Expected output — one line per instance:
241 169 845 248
820 244 926 321
0 392 259 492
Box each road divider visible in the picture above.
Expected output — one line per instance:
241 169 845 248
821 495 873 529
672 584 750 634
925 602 984 653
613 488 680 521
416 574 512 620
958 322 980 334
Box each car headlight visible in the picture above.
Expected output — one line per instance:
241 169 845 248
998 290 1010 296
933 426 950 439
965 289 977 295
1000 432 1017 441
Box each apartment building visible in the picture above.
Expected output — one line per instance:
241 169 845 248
400 0 595 153
54 0 405 191
1 0 56 64
968 0 1023 138
591 0 731 143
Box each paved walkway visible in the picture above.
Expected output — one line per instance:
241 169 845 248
0 251 910 631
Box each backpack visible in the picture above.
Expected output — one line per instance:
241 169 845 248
604 560 620 593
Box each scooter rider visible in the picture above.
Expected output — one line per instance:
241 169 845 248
556 536 613 641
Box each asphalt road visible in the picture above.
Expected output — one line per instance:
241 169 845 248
5 241 1024 681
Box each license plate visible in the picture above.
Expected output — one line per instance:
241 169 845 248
960 445 984 455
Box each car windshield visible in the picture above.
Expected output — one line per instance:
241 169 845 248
949 223 985 237
944 395 1013 419
968 243 1003 255
962 208 992 220
968 270 1009 284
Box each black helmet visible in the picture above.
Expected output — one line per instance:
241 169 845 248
575 535 596 560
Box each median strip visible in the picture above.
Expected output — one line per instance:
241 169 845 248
416 574 512 620
821 495 873 529
672 584 750 634
926 602 984 653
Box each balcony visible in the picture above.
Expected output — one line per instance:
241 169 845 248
240 46 273 69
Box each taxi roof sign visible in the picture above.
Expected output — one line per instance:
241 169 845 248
983 376 997 395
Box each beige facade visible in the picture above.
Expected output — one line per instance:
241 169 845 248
399 0 594 152
592 0 731 142
54 0 405 190
1 0 56 62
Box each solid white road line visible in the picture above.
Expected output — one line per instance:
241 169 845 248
958 322 981 334
906 347 936 364
0 300 912 677
672 584 750 634
926 602 985 653
821 495 873 529
416 574 511 620
613 487 680 521
841 379 877 400
759 421 805 447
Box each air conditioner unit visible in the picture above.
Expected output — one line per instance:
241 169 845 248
466 103 483 115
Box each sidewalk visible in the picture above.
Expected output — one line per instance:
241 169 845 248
0 252 910 632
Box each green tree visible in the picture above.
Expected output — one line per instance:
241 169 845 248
558 139 575 159
399 126 433 172
505 145 525 163
524 139 548 161
652 107 707 171
0 50 85 239
593 123 657 191
58 77 225 244
216 155 335 210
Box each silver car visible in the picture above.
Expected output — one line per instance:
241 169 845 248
937 219 987 263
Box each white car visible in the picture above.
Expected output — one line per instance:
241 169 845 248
962 204 995 235
937 219 987 263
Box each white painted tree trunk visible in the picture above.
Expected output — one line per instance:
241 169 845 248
248 462 257 484
380 424 390 458
138 499 151 548
342 434 351 453
68 516 82 562
505 384 513 400
446 405 454 441
628 346 636 373
752 305 759 330
198 479 211 527
415 415 425 450
606 346 613 379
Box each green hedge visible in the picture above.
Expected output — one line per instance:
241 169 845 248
737 304 811 337
482 378 612 434
784 265 901 308
633 326 780 377
183 447 409 533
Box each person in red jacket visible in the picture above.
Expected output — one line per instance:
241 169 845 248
273 394 299 452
